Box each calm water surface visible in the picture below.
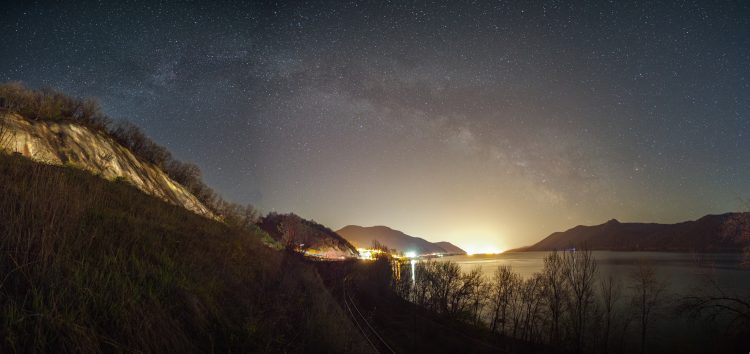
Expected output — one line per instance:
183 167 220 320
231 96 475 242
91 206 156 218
438 251 750 351
440 251 750 295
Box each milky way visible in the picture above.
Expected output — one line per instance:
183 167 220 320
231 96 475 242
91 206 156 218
2 1 749 251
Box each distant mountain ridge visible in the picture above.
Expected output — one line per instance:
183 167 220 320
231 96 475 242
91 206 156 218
336 225 466 255
514 213 750 252
434 241 466 255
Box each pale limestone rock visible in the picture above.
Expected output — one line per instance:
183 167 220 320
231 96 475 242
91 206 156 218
0 113 215 218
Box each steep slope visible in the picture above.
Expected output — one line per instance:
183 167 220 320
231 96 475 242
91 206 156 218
337 225 458 255
258 213 359 258
518 214 750 252
433 241 467 255
0 152 370 353
0 112 214 218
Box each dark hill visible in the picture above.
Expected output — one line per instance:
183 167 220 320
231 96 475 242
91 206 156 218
516 214 750 252
258 213 359 258
336 225 465 255
433 241 467 255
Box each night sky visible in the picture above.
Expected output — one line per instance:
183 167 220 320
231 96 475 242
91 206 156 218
2 1 749 252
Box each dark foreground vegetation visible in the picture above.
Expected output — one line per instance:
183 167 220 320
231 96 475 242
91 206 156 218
0 152 370 353
313 258 534 354
386 252 750 354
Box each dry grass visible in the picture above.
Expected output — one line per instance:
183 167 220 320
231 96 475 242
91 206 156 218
0 153 368 353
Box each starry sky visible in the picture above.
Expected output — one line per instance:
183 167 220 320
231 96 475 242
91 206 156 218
2 1 749 252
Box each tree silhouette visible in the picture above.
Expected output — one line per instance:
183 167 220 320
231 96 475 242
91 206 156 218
629 260 666 354
562 249 598 354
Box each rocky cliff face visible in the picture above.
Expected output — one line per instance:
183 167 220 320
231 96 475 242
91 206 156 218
0 112 214 218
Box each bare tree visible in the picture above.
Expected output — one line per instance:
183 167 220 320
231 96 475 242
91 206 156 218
468 277 491 326
542 250 568 347
433 261 462 314
674 200 750 351
278 214 310 252
393 259 414 298
679 276 750 339
218 201 259 231
562 249 598 354
447 267 485 319
408 261 490 324
0 113 10 150
413 261 431 307
599 275 622 354
489 265 520 336
629 260 666 354
520 273 545 343
371 239 388 252
110 120 172 167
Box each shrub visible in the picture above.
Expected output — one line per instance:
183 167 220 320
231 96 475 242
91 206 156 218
109 120 172 167
0 82 110 131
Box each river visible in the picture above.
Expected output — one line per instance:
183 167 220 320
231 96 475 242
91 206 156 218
440 251 750 295
431 251 750 352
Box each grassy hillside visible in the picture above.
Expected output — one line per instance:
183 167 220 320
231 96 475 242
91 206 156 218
0 152 369 353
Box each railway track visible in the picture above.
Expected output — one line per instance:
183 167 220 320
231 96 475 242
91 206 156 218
343 275 396 354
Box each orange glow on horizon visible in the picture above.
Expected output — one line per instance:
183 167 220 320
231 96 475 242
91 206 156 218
448 226 506 256
464 246 504 256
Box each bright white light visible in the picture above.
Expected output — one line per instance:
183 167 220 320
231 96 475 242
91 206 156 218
405 251 417 258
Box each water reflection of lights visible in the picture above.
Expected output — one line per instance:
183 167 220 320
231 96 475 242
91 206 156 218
410 259 416 287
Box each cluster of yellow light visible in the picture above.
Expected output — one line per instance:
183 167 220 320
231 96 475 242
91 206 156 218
464 247 504 256
356 248 385 260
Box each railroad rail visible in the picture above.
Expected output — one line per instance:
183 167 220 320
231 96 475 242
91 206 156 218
343 275 396 354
